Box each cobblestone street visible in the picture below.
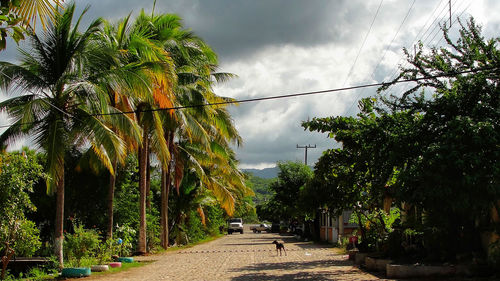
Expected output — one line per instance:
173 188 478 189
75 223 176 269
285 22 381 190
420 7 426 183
85 228 384 280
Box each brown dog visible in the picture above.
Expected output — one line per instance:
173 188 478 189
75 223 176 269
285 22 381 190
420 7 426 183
272 240 286 256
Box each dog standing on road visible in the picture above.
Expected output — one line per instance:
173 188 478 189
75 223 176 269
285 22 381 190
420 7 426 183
272 240 286 256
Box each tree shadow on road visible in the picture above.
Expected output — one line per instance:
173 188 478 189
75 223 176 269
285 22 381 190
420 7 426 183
229 259 385 280
231 259 351 272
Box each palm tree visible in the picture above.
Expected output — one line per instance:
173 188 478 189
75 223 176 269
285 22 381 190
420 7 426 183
0 4 124 265
95 15 161 240
123 12 176 254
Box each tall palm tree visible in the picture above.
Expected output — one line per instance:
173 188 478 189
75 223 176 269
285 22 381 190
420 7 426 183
123 12 176 254
0 4 125 265
95 15 161 239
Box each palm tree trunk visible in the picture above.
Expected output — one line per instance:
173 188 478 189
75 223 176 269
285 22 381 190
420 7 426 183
54 171 65 267
161 131 174 249
146 150 151 210
137 127 149 254
160 165 171 249
107 158 118 239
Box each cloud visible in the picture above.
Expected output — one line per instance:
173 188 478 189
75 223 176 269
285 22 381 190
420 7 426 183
2 0 500 168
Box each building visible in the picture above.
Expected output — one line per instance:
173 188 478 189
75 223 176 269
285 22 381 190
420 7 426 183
319 210 358 243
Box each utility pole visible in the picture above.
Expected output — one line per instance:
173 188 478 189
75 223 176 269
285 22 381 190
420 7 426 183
296 144 316 166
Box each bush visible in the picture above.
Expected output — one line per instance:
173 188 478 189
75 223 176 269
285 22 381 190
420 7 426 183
205 205 225 236
186 210 206 243
64 223 99 267
114 224 136 256
488 240 500 269
4 219 42 257
95 239 116 264
146 211 161 252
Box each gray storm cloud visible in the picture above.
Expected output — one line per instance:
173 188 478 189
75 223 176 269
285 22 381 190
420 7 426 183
1 0 497 168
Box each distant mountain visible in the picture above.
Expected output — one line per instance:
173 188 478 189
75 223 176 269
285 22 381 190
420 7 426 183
242 167 279 179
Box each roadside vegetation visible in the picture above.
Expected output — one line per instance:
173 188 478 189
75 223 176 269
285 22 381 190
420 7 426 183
0 0 499 279
0 2 255 279
257 19 500 274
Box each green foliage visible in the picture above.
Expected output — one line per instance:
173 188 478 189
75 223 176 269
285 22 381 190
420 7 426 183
256 161 313 222
488 240 500 269
245 172 275 205
114 224 136 257
0 150 44 261
114 156 140 230
11 220 42 257
95 239 116 264
0 0 25 50
303 18 500 259
146 210 161 252
233 196 258 223
204 204 225 236
64 224 100 267
185 209 205 244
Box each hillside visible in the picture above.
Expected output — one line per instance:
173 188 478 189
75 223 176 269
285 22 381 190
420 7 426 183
242 166 279 179
244 172 275 205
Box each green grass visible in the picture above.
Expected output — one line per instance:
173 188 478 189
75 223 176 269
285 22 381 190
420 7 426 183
13 234 224 280
89 261 151 277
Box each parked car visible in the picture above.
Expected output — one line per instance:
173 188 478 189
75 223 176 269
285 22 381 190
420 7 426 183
227 218 244 234
250 224 271 233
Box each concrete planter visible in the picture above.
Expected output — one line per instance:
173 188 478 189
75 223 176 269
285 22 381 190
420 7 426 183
91 265 109 272
354 252 368 265
365 257 392 271
386 264 456 278
348 249 359 260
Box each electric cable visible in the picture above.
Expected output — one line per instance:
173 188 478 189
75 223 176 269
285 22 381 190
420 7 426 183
0 66 495 129
344 0 416 115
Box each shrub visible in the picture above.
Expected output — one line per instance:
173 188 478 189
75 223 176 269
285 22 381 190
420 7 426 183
115 224 136 256
64 224 99 267
186 210 206 243
488 240 500 269
205 205 225 236
146 211 161 252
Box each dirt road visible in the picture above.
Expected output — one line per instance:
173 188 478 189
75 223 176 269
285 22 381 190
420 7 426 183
85 231 383 280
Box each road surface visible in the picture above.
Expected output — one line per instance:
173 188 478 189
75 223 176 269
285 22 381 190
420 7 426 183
85 229 383 280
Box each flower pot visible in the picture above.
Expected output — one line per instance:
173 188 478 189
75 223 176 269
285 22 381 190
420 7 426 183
109 262 122 268
91 265 109 272
117 257 134 263
61 267 91 277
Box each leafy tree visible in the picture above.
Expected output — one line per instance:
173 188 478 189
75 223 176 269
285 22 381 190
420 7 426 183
0 150 44 279
258 161 312 222
378 18 500 258
304 18 500 259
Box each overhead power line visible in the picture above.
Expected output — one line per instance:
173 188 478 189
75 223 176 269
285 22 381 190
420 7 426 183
344 0 416 116
83 67 499 116
0 67 493 130
341 0 384 88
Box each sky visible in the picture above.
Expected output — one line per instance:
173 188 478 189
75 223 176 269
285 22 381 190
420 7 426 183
1 0 499 169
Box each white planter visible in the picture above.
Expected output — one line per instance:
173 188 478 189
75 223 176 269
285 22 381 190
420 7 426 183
91 265 109 272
